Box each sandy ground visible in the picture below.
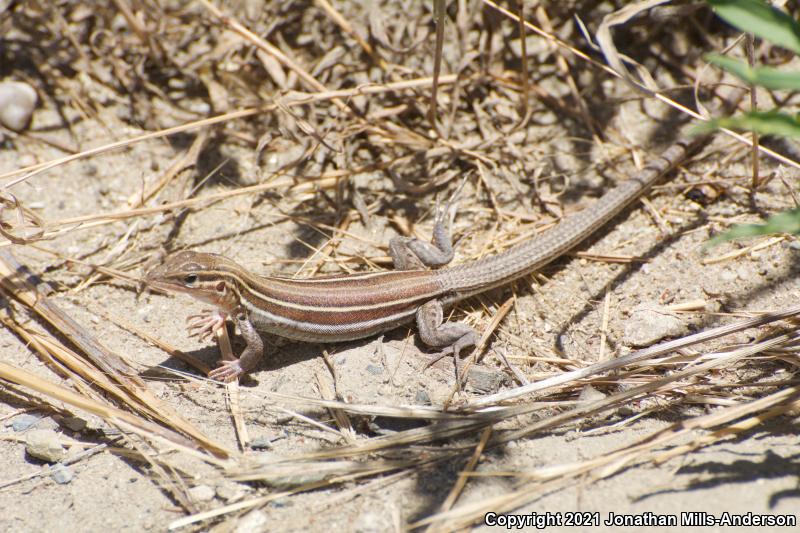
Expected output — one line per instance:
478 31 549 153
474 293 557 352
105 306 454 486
1 1 799 531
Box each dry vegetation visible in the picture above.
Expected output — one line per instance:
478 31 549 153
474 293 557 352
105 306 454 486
1 0 800 531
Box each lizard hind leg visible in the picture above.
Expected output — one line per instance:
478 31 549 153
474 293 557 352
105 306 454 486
416 300 478 387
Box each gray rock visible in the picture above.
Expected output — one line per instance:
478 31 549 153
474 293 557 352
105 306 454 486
249 436 274 450
60 416 87 433
466 367 504 394
354 509 393 533
10 414 40 432
235 510 268 533
188 484 215 502
414 389 431 405
623 304 686 347
365 364 384 375
50 464 74 484
577 384 607 404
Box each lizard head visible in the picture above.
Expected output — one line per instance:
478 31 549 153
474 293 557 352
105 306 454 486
145 250 243 311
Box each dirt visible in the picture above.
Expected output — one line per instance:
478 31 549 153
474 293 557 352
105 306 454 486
1 1 799 532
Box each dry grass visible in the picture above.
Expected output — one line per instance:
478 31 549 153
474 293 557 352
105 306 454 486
1 0 799 530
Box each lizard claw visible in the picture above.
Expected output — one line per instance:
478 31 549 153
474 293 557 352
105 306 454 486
208 359 244 382
187 309 227 342
424 347 467 389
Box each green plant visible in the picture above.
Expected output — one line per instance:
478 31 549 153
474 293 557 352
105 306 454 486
701 0 800 245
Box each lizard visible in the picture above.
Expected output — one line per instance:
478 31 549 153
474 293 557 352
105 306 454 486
145 137 706 382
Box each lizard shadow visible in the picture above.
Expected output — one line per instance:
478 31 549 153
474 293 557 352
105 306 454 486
548 209 800 361
151 324 424 384
630 417 800 507
151 332 322 383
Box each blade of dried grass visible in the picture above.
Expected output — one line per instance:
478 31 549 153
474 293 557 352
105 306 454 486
197 0 364 129
0 361 229 466
126 128 210 208
314 0 385 69
497 328 800 445
318 350 357 444
216 327 249 450
420 358 800 531
0 250 231 457
481 0 800 172
268 324 796 477
468 302 800 408
431 426 492 523
427 0 445 133
652 385 800 464
595 0 668 95
124 433 197 513
243 388 539 420
4 316 154 413
0 74 457 188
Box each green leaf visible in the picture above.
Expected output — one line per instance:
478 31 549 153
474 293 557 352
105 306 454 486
705 54 800 90
707 0 800 55
693 110 800 138
706 207 800 247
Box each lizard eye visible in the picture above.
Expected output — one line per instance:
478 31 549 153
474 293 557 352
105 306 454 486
184 274 198 286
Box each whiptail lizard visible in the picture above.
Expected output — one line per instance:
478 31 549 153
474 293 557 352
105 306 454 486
145 137 707 382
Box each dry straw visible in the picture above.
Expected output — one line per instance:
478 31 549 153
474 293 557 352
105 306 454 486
0 0 797 530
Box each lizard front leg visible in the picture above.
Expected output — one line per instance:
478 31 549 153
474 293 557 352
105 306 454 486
416 300 478 386
208 308 264 382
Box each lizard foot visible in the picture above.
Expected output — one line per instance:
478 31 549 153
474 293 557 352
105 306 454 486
208 359 244 382
425 347 468 390
187 309 227 342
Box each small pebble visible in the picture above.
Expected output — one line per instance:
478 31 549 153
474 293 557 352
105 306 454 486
50 464 74 485
269 500 290 508
25 429 65 463
414 389 431 405
10 414 40 432
354 510 392 533
188 484 215 502
235 510 269 533
467 367 504 394
60 416 87 433
0 81 37 131
18 153 36 167
623 304 686 347
249 436 274 450
736 266 750 281
215 481 250 502
365 364 384 375
578 384 607 404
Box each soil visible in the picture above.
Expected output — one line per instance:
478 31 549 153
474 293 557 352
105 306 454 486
1 1 799 532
